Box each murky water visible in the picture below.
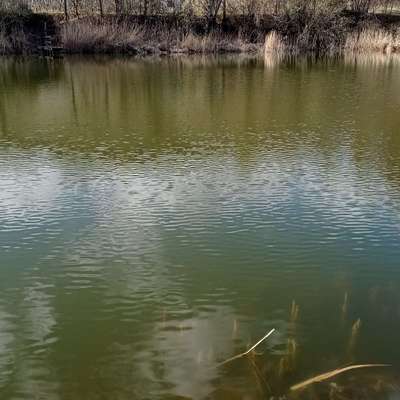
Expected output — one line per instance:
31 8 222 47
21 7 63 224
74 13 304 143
1 55 400 400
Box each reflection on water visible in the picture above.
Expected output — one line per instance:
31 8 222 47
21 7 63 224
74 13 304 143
1 55 400 399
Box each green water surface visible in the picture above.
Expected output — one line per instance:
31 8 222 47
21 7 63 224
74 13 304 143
1 55 400 400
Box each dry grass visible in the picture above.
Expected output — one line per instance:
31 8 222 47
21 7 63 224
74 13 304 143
3 7 400 55
345 27 400 53
264 26 400 55
61 19 260 54
61 19 145 53
0 0 30 14
264 31 286 54
290 364 391 391
180 33 226 53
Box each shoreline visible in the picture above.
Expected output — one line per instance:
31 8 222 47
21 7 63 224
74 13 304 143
1 11 400 56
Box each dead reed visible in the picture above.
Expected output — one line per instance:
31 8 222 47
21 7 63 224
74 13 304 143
345 27 400 53
264 31 286 54
290 364 391 391
216 328 276 367
61 19 145 53
62 21 400 55
211 299 393 398
60 18 260 54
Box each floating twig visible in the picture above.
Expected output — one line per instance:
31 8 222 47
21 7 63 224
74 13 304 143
216 328 276 367
290 364 391 391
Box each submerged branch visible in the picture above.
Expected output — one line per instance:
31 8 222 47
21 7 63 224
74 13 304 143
216 328 276 367
290 364 391 391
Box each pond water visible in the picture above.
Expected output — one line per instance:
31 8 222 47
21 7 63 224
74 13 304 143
1 55 400 400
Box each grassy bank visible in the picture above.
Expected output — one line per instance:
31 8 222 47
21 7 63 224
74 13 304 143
60 18 262 54
1 9 400 56
265 25 400 56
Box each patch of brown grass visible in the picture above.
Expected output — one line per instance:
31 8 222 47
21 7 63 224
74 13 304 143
61 19 145 53
345 28 400 54
61 19 260 54
264 31 286 54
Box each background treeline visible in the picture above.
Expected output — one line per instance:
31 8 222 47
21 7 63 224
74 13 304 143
1 0 399 19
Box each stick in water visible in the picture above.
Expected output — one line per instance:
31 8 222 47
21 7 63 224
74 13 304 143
290 364 391 391
216 328 276 367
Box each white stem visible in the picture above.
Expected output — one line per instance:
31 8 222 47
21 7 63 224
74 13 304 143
216 328 276 367
244 328 276 355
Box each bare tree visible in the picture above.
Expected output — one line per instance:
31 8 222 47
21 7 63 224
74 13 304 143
18 0 400 19
115 0 123 13
70 0 81 16
64 0 69 19
198 0 224 24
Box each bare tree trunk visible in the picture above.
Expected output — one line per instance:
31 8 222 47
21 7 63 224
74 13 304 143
222 0 226 21
115 0 122 14
64 0 69 20
72 0 79 18
115 0 127 14
99 0 104 17
144 0 148 16
211 0 223 24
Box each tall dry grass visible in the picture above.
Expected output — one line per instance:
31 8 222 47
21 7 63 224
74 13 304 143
345 27 400 53
264 31 286 53
0 0 31 14
62 20 145 53
264 24 400 56
61 18 260 54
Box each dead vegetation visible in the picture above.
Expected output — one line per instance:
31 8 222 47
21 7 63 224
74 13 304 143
212 296 395 400
1 0 400 55
216 328 276 367
21 0 400 21
62 11 400 56
60 17 261 54
264 24 400 56
0 0 400 55
290 364 391 391
61 19 145 53
345 26 400 53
